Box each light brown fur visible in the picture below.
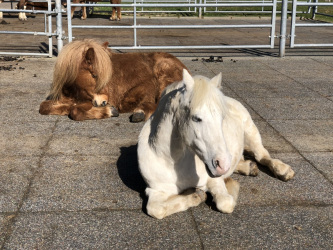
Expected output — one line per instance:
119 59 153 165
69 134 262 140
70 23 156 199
39 39 187 122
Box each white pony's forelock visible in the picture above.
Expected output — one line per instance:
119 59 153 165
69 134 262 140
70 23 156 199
189 75 226 114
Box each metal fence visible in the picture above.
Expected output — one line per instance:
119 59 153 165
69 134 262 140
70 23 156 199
0 0 332 57
67 0 278 50
89 0 198 15
203 0 279 14
0 0 63 57
290 0 333 48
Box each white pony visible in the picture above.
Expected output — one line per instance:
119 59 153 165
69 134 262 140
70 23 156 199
138 69 295 219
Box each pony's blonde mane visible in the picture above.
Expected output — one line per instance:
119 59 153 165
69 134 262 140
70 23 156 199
189 76 226 114
49 39 112 100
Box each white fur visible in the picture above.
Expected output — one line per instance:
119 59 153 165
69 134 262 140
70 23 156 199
18 6 27 21
138 69 294 219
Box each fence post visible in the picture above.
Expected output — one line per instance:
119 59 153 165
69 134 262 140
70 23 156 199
279 0 288 57
290 0 296 48
48 0 53 57
67 0 73 42
56 0 63 53
199 0 202 18
134 0 137 47
311 0 318 19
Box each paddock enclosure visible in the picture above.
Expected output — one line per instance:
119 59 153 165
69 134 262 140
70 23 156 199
0 0 332 57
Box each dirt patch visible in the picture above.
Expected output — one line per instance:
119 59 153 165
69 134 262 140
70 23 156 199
0 56 23 61
0 20 10 25
0 56 25 71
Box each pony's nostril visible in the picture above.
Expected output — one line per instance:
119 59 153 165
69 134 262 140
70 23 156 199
102 101 107 107
93 100 98 107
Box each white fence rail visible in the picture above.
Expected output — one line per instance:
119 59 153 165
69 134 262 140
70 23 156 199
290 0 333 48
67 0 278 50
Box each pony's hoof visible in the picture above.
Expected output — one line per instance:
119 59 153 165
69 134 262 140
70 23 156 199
271 160 295 182
182 188 207 206
216 194 236 214
110 106 119 117
279 167 295 182
249 161 259 176
131 112 145 123
195 189 207 202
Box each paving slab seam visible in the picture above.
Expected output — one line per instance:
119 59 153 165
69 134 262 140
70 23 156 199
262 118 333 121
236 203 333 209
254 57 333 101
310 57 333 70
5 200 332 216
214 80 333 185
0 119 60 249
188 209 205 250
265 136 333 185
296 151 333 186
12 208 144 216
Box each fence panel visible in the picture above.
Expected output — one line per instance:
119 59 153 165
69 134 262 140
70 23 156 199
0 0 63 57
290 0 333 48
67 0 278 50
1 0 332 57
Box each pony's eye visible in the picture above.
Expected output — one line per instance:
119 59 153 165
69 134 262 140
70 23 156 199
192 115 202 122
91 74 97 78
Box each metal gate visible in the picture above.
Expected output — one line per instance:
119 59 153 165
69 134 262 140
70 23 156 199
290 0 333 48
0 0 63 57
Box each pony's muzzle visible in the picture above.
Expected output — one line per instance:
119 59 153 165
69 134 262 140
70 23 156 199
92 94 109 107
93 100 107 107
213 157 231 177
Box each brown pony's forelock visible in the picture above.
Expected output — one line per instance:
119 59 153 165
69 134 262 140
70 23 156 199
49 39 112 101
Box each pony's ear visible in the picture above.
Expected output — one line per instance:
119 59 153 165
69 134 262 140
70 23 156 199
210 72 222 87
102 42 109 48
85 48 95 65
182 69 194 90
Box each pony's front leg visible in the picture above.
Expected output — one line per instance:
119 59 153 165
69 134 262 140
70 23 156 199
110 7 116 20
234 156 259 177
70 6 75 18
18 6 27 21
146 188 207 219
116 7 121 20
70 102 119 121
244 120 295 181
39 99 72 116
17 0 27 21
81 6 87 20
131 102 157 123
207 177 240 214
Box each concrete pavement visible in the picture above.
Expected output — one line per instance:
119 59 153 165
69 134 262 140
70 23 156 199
0 54 332 249
0 12 333 250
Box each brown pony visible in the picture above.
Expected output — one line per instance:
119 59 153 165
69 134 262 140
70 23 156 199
15 0 56 21
64 0 122 21
39 39 187 122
